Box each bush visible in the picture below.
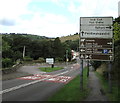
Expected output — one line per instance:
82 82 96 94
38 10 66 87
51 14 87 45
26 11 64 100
34 57 45 63
23 56 33 61
55 57 63 62
2 58 13 68
38 57 45 62
91 61 102 71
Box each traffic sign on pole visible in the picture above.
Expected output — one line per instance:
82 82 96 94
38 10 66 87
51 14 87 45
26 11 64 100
79 17 113 92
80 17 113 61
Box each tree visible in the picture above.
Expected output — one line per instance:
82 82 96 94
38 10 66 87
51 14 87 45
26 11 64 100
114 22 120 41
2 39 11 51
53 37 64 59
112 16 120 80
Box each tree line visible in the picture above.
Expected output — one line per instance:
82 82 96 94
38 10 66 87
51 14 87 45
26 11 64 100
2 34 79 68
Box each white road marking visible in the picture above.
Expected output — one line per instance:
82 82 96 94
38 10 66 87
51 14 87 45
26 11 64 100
1 70 69 95
45 75 72 83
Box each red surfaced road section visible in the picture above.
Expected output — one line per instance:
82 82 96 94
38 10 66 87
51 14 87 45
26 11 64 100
17 74 72 84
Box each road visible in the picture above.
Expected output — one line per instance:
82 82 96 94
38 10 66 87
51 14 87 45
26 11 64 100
2 63 80 101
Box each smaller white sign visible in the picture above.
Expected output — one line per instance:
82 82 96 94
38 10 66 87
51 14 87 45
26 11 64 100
46 58 54 64
81 26 113 31
80 17 113 25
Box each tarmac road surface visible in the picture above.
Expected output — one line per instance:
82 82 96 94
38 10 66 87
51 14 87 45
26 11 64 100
2 63 80 101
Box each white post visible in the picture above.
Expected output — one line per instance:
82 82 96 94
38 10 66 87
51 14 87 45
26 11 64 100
23 46 25 58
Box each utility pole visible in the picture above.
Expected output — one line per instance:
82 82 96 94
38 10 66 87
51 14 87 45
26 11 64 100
23 46 25 58
66 50 68 65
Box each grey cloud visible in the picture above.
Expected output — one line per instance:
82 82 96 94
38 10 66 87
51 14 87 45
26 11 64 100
0 18 16 26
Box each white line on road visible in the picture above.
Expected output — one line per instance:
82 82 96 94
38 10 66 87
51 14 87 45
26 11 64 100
0 70 69 95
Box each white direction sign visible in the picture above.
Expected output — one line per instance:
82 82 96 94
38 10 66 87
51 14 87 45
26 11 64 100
80 17 113 39
46 58 54 64
80 17 113 25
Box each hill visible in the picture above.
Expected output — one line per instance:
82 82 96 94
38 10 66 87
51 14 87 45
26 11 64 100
59 34 79 42
1 33 48 41
1 33 80 42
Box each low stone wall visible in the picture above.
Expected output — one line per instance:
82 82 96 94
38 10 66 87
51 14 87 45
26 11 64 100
2 63 23 74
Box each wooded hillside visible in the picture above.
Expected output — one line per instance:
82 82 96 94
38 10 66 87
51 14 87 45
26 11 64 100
2 33 79 68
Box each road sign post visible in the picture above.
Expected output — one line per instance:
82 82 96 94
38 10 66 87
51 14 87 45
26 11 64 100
46 58 54 68
87 60 89 77
80 17 113 61
80 59 83 91
108 61 112 93
79 17 113 92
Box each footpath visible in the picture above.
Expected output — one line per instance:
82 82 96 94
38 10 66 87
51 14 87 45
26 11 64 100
84 70 108 101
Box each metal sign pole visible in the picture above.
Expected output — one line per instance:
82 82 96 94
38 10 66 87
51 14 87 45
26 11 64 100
87 60 89 77
108 61 112 93
80 59 83 91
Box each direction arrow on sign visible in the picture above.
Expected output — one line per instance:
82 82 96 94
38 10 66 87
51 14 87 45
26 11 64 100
80 49 85 52
80 31 112 38
107 42 112 45
81 26 113 31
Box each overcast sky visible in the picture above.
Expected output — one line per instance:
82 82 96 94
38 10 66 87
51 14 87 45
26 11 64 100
0 0 119 37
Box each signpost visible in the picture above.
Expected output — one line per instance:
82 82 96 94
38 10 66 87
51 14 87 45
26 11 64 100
46 58 54 64
46 58 54 68
79 17 113 92
80 17 113 61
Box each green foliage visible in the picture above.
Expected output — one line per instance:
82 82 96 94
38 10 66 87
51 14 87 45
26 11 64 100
2 39 11 51
54 37 64 59
55 57 63 62
114 16 120 24
112 40 120 80
38 57 45 62
2 33 79 68
64 39 79 51
112 17 120 81
91 61 102 71
39 67 63 72
48 68 89 101
114 22 120 41
2 58 14 68
23 56 33 61
34 57 45 63
0 35 2 52
60 34 79 42
95 72 119 101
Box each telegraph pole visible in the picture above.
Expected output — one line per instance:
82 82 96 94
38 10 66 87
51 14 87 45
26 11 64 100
23 46 25 58
66 50 68 65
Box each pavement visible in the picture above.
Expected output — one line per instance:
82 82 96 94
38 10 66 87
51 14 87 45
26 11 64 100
84 68 108 101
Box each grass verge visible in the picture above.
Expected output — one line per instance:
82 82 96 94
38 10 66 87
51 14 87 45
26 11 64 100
39 67 64 72
95 72 119 101
48 67 90 101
